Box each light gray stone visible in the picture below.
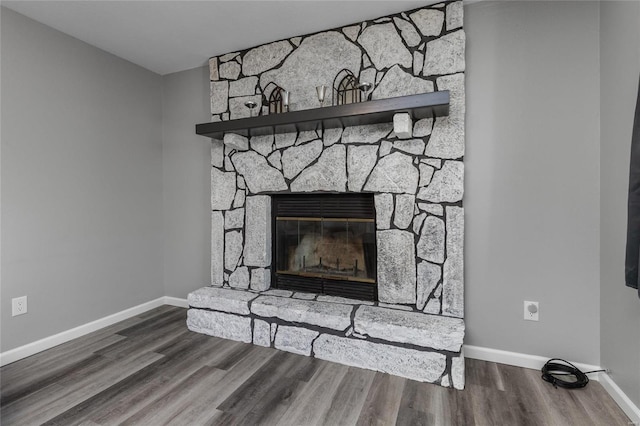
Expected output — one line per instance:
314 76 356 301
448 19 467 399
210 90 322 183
291 145 346 193
419 164 435 187
393 17 421 47
417 161 464 203
363 54 372 69
323 128 343 146
253 319 271 347
275 132 296 149
393 113 412 139
243 40 293 76
417 261 441 310
224 133 249 151
211 143 224 168
441 375 450 388
446 1 464 31
224 230 243 271
261 289 293 298
413 212 427 235
347 145 378 192
233 189 245 209
296 131 318 145
423 30 466 76
313 334 447 383
219 61 241 80
354 305 464 351
261 32 361 111
251 296 353 331
220 52 239 62
187 309 252 343
452 354 465 389
377 230 416 304
229 76 258 97
211 211 224 285
374 193 393 230
188 286 258 315
211 169 236 210
210 81 229 114
410 9 444 37
425 298 441 315
422 158 441 169
316 296 374 305
342 25 360 42
364 152 418 194
358 23 412 70
342 123 392 144
229 95 263 120
379 141 393 157
417 215 445 263
394 194 415 230
224 155 235 172
274 326 319 356
267 150 282 170
413 51 424 76
250 268 271 292
443 206 464 318
282 140 323 179
393 139 425 155
225 208 244 230
372 65 434 100
237 176 245 189
244 195 272 267
292 292 316 300
232 151 287 194
413 118 433 137
229 266 249 289
209 57 219 81
426 77 465 160
418 203 444 216
250 134 274 157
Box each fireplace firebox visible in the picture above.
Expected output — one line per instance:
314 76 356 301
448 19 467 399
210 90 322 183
272 194 377 301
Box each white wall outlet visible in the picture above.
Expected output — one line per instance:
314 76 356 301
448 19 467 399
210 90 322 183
524 301 539 321
12 296 28 316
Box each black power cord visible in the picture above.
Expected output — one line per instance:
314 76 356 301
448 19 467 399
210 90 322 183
541 358 606 389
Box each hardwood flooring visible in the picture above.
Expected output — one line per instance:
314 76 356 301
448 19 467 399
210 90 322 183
0 306 631 425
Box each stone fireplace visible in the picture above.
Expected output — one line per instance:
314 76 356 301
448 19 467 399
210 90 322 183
188 0 466 389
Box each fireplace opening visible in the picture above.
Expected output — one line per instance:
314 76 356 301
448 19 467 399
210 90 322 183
272 194 377 301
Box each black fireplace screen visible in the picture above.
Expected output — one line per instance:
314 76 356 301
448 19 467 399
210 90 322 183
272 194 377 301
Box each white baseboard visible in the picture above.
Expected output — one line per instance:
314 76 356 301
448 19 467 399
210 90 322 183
464 344 640 424
0 297 170 367
463 344 603 374
598 371 640 424
164 296 189 308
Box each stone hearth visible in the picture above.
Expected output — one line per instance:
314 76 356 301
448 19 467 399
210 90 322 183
190 0 466 388
188 287 465 388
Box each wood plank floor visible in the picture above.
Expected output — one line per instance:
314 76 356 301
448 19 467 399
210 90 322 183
0 306 631 426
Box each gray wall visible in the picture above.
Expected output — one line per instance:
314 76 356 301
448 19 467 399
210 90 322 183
161 67 211 298
158 1 607 366
465 1 601 364
600 1 640 407
1 8 164 351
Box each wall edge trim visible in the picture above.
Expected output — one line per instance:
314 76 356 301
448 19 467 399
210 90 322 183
465 344 639 423
0 297 166 367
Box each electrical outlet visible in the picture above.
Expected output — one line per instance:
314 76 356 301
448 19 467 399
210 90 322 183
524 301 539 321
12 296 28 316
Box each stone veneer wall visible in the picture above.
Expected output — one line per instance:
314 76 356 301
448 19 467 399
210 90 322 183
208 0 465 316
195 0 466 388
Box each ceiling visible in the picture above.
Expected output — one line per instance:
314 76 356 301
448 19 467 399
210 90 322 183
2 0 440 75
